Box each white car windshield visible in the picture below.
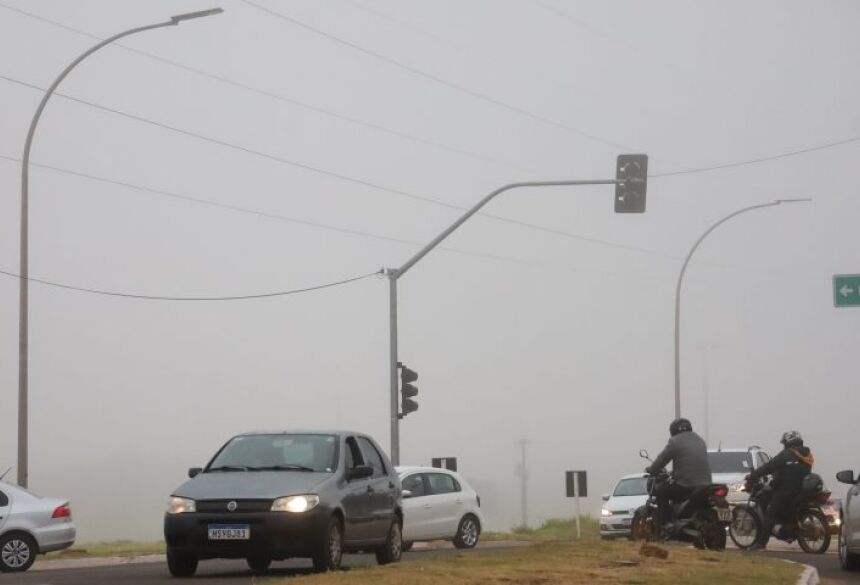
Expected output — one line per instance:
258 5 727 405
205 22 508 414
707 452 752 474
613 478 648 496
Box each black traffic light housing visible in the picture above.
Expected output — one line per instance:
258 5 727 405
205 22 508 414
614 154 648 213
398 362 418 417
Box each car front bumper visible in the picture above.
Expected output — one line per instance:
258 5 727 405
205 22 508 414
600 515 633 538
164 509 329 560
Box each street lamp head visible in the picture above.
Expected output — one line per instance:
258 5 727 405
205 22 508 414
774 198 813 205
170 7 224 24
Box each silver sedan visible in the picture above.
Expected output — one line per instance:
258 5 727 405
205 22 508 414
0 480 76 572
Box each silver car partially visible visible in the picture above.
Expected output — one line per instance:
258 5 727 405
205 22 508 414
0 480 76 572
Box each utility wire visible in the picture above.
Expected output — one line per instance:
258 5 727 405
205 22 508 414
0 1 544 176
239 0 633 152
0 74 657 256
0 267 382 301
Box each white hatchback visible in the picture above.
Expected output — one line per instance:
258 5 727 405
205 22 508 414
600 474 649 539
0 480 76 572
396 466 483 550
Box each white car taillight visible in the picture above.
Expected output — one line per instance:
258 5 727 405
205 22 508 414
52 504 71 519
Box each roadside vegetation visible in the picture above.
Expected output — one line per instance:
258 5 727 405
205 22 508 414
44 539 165 559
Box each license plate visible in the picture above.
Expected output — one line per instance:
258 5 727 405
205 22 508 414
716 507 732 522
208 524 250 540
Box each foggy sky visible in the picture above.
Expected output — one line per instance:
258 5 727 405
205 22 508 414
1 0 859 541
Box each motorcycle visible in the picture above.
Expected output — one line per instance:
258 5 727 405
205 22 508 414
631 449 731 550
728 474 831 553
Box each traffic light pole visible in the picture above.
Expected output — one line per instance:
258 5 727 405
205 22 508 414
385 178 620 465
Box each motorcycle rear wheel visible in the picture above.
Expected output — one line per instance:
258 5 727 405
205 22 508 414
729 506 760 550
797 509 830 554
697 513 727 550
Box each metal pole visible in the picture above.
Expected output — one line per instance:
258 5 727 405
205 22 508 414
387 178 619 465
673 199 809 419
519 439 528 528
16 8 222 488
574 481 582 539
703 346 710 446
388 270 400 466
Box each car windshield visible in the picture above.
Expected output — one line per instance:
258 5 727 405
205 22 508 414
207 434 337 473
613 478 648 497
707 452 753 474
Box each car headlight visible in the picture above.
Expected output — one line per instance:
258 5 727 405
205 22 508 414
271 494 320 513
166 496 196 514
601 508 612 517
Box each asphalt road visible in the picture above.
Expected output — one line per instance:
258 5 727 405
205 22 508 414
765 549 860 585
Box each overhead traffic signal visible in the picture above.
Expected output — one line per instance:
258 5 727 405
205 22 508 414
614 154 648 213
399 363 418 417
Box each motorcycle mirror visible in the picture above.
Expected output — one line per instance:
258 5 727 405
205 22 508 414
639 449 650 460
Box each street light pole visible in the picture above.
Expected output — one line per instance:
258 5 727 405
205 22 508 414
385 178 621 465
17 7 223 488
672 198 810 419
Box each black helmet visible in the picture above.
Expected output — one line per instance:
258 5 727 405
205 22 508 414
780 430 803 447
669 418 693 436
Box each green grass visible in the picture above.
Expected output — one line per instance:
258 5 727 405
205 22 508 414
483 516 602 541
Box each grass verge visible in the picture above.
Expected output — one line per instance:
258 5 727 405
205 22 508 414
44 540 165 559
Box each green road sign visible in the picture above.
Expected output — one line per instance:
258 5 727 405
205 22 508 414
834 275 860 307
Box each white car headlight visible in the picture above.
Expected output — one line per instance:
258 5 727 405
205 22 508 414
167 496 196 514
601 508 612 517
271 495 320 513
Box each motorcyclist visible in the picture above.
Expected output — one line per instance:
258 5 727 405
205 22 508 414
645 418 713 534
745 430 814 550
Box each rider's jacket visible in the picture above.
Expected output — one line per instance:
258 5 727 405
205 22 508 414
646 430 712 487
749 446 814 491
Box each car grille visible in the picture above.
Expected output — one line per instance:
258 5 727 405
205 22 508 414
195 499 272 513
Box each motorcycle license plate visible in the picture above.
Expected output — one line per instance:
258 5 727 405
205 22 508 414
716 507 732 522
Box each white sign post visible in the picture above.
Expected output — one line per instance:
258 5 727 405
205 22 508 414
565 470 587 539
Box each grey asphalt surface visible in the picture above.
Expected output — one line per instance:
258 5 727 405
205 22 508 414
765 549 859 584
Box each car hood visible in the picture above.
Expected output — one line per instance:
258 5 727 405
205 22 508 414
172 471 331 500
605 495 648 514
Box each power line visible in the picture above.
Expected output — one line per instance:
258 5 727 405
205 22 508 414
0 74 658 256
0 267 382 301
0 1 544 176
239 0 633 152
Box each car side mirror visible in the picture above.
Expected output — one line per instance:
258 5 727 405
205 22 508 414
402 489 414 499
602 494 610 502
188 467 202 478
836 470 856 485
345 465 374 481
639 449 650 460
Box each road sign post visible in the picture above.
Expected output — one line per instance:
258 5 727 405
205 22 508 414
834 275 860 307
565 470 587 539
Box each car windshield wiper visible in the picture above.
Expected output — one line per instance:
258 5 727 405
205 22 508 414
254 464 316 472
206 465 251 472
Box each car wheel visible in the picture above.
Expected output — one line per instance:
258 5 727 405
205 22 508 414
0 533 37 572
453 515 481 549
375 518 402 565
313 516 343 572
246 553 272 573
401 541 414 552
166 547 198 578
839 523 860 570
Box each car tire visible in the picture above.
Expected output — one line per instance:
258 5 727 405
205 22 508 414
375 518 402 565
839 522 860 571
453 515 481 549
401 541 414 552
0 533 37 572
313 516 343 572
166 547 198 578
246 554 272 573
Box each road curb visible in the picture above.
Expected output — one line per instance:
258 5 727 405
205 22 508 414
795 563 820 585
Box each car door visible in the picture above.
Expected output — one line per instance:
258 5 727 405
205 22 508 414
401 473 435 541
357 436 395 541
425 472 463 539
0 488 9 532
340 436 374 543
847 474 860 546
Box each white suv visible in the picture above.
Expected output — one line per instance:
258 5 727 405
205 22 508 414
707 447 771 505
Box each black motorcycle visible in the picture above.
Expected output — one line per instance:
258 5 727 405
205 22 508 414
728 474 831 553
631 449 731 550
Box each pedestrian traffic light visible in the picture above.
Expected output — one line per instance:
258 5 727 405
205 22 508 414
399 364 418 416
614 154 648 213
